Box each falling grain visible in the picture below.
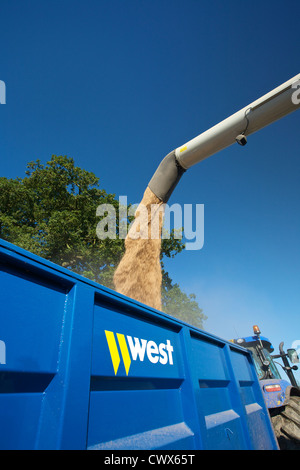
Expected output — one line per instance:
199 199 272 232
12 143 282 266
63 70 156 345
113 187 164 310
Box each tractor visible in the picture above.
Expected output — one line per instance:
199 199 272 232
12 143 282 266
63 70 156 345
231 325 300 449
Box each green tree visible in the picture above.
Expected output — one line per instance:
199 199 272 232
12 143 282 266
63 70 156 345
0 155 206 328
161 270 207 329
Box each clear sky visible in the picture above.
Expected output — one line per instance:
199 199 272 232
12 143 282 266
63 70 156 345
1 0 300 383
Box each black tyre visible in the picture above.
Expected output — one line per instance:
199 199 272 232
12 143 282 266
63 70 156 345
270 396 300 450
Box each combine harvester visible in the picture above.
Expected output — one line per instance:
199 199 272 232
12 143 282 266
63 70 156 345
0 74 299 450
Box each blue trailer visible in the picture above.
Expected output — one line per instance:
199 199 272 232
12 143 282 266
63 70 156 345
0 239 278 450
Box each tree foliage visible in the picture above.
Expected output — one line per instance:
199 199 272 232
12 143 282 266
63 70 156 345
0 155 206 328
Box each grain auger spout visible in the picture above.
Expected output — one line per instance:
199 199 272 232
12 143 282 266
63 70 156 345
148 74 300 203
114 74 300 310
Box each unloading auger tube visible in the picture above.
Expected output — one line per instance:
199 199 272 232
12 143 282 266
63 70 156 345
148 73 300 203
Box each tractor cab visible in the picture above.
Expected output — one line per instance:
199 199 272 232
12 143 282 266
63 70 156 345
231 326 281 381
231 325 299 410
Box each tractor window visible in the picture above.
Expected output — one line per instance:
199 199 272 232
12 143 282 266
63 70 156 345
262 348 281 380
248 348 265 379
247 346 282 380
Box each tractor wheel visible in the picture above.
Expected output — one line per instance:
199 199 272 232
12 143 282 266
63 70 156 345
270 396 300 450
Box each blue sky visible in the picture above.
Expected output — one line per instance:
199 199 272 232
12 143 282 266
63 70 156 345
1 0 300 383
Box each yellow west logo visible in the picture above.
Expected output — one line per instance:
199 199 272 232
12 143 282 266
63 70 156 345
105 330 131 376
105 330 174 376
